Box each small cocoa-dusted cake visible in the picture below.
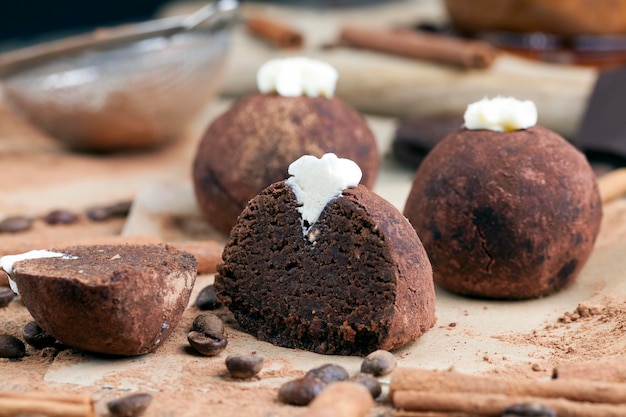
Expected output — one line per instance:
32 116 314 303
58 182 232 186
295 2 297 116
193 57 379 235
216 153 435 355
404 97 603 299
1 244 197 356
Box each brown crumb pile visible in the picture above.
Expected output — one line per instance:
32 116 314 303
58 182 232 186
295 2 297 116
495 298 626 368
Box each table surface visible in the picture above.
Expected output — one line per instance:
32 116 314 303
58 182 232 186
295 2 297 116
1 2 625 416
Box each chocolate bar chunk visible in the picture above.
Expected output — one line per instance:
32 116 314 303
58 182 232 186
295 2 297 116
576 66 626 167
392 114 463 167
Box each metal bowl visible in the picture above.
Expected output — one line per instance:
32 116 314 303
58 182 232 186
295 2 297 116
0 1 238 152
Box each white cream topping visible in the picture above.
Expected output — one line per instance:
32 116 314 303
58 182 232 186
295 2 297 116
464 96 537 132
1 250 77 294
257 57 339 98
286 153 362 237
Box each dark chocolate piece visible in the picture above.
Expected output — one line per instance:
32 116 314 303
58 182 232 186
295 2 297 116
392 114 463 167
576 66 626 167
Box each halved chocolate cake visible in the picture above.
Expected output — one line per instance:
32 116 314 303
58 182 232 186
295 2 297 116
215 154 435 355
4 244 197 356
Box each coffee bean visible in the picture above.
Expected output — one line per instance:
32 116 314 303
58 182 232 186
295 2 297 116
502 403 557 417
192 313 225 336
0 287 14 308
361 350 397 376
225 354 264 378
187 313 227 356
85 207 110 221
278 377 325 406
305 363 349 384
195 285 222 310
0 269 8 287
0 216 32 233
23 321 56 349
107 201 132 217
107 392 153 417
43 209 79 225
86 201 132 222
0 334 26 358
350 373 382 399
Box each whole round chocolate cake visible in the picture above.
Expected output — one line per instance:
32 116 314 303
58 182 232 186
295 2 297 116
215 154 435 355
193 57 379 235
404 97 602 299
3 244 197 356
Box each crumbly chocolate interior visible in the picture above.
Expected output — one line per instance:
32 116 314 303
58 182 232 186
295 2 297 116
216 182 434 356
14 244 195 285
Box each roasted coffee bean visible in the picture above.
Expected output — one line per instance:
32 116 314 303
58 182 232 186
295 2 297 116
85 207 110 221
107 392 153 417
225 354 264 378
305 363 349 384
0 269 9 287
350 373 382 399
187 313 227 356
0 334 26 358
86 200 131 222
192 313 225 336
43 209 79 225
195 285 222 310
0 216 32 233
23 321 56 349
502 402 557 417
107 201 132 217
361 350 397 376
278 377 325 406
0 287 14 308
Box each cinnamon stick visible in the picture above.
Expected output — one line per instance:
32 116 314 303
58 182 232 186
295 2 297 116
597 167 626 203
393 391 626 417
338 25 498 69
553 359 626 383
0 391 95 417
247 15 303 49
299 382 374 417
390 368 626 404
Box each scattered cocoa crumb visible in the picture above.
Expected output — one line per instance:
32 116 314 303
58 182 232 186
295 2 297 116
531 363 544 372
495 296 626 366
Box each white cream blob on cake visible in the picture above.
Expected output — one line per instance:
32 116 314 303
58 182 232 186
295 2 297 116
257 57 339 98
464 96 538 132
286 153 362 238
1 250 77 294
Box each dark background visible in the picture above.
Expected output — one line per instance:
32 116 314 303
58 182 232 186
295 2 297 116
0 0 172 46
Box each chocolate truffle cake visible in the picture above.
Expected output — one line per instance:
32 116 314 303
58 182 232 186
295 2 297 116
193 57 379 235
404 97 602 299
215 154 435 355
3 244 197 356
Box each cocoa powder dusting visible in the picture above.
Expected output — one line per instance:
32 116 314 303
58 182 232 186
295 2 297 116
494 297 626 376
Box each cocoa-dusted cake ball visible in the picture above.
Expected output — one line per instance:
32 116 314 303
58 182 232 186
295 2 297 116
404 97 602 299
215 154 435 355
2 244 197 356
193 57 379 235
